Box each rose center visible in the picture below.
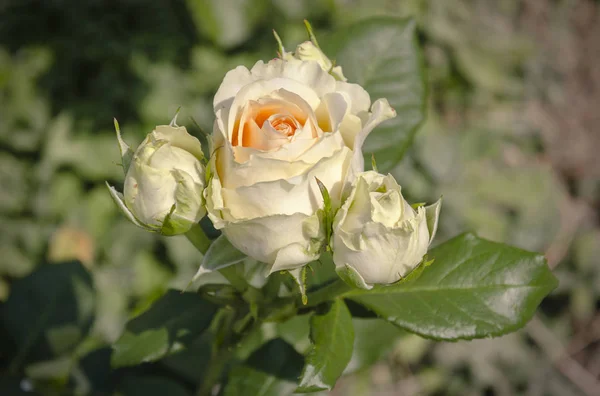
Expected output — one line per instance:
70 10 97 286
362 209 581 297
267 114 298 137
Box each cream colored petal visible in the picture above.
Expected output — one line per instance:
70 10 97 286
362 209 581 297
221 146 352 218
124 161 177 227
334 81 371 115
425 198 442 244
249 59 336 99
105 182 154 231
315 92 349 133
344 99 397 192
213 65 253 110
271 243 319 273
152 125 204 160
226 78 320 142
222 212 319 266
219 132 348 189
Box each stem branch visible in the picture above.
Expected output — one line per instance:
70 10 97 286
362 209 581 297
185 223 212 254
303 279 351 308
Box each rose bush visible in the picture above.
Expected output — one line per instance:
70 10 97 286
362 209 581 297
205 58 396 272
332 171 441 288
107 125 206 235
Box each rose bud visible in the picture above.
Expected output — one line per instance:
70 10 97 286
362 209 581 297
283 41 347 82
332 171 441 289
107 124 206 235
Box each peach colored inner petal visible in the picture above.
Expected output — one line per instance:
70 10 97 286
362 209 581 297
231 98 312 151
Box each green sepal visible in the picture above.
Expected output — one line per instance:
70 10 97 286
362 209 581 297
303 19 320 49
315 177 334 250
336 264 371 290
113 118 134 173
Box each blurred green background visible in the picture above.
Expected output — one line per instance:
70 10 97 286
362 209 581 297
1 0 599 395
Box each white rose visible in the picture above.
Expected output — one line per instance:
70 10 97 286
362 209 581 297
206 58 395 273
332 171 441 289
107 125 206 235
283 41 347 81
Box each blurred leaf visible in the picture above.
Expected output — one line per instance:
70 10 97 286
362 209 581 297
344 318 405 374
0 153 30 214
111 289 217 368
2 261 95 366
345 233 558 340
118 375 191 396
0 219 48 278
0 377 40 395
161 331 213 384
73 347 117 395
245 338 304 382
324 17 426 171
297 300 354 392
186 0 267 49
276 314 311 354
223 365 296 396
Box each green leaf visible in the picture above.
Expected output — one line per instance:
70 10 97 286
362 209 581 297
76 347 118 394
223 365 296 396
296 299 354 392
192 234 247 281
344 318 405 374
345 233 559 340
186 0 268 49
324 17 426 171
111 290 217 368
2 261 95 367
245 338 305 382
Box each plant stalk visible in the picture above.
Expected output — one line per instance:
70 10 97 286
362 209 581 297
185 223 212 254
302 279 351 308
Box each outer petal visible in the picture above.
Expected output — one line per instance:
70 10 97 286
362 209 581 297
334 81 371 115
152 125 204 160
425 198 442 244
222 212 321 270
161 168 206 235
105 182 154 231
221 145 352 218
344 99 397 194
123 161 177 227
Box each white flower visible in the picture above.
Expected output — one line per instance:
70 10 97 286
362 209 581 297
107 125 206 235
332 171 441 289
283 41 347 81
206 58 395 272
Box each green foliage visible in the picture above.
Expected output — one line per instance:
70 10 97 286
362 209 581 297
223 365 296 396
345 233 558 340
111 290 217 368
118 376 192 396
193 234 247 281
2 261 95 367
245 338 305 382
297 299 354 392
344 318 405 374
324 18 426 172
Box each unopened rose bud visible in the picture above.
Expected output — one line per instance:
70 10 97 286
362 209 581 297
283 41 347 81
332 171 441 289
107 124 206 235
